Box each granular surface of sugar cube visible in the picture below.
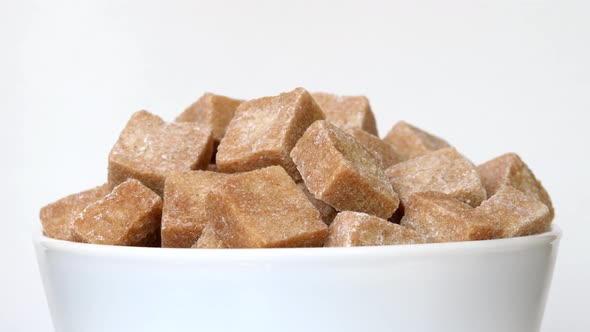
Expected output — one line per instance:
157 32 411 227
477 153 554 219
206 166 328 248
291 120 399 219
175 93 243 144
161 171 232 248
311 92 378 136
401 192 500 242
383 121 450 161
385 147 486 208
72 179 162 246
216 88 324 180
192 224 228 249
476 185 552 237
296 182 337 225
108 110 214 196
325 211 426 247
40 184 110 241
345 128 401 168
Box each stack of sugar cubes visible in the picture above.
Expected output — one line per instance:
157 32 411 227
40 88 554 248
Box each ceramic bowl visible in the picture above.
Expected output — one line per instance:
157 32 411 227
34 226 561 332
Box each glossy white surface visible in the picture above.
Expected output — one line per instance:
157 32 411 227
34 227 560 332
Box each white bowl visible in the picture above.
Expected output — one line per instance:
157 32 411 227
34 226 561 332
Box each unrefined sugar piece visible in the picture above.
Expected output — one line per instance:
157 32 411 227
291 120 399 219
476 185 552 237
216 88 324 179
383 121 450 161
325 211 426 247
385 147 487 208
192 224 228 249
108 110 214 196
175 93 243 144
401 192 500 242
161 171 232 248
296 182 337 225
345 128 401 168
72 179 162 246
477 153 554 219
40 184 110 241
207 166 328 248
311 92 378 136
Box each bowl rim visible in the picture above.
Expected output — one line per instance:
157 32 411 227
33 225 562 262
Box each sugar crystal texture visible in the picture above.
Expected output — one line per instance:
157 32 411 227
206 166 328 248
216 88 324 180
296 182 337 225
40 184 110 241
291 120 399 219
383 121 450 161
192 224 228 249
311 92 378 136
71 179 162 246
175 93 243 144
476 185 551 237
108 111 214 196
325 211 426 247
401 192 500 242
385 147 487 208
477 153 554 219
345 128 401 168
161 171 232 248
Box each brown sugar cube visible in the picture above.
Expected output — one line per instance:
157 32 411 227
161 171 232 248
385 147 487 208
175 93 243 144
216 88 325 180
207 166 328 248
311 92 378 136
383 121 450 161
291 120 399 219
296 182 337 225
477 153 554 219
108 110 214 196
401 192 500 242
476 185 552 238
345 128 401 168
325 211 426 247
72 179 162 246
39 184 110 241
191 224 228 249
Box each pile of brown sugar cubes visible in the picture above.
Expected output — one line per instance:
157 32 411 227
40 88 554 248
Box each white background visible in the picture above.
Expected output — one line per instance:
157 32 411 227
3 0 589 331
